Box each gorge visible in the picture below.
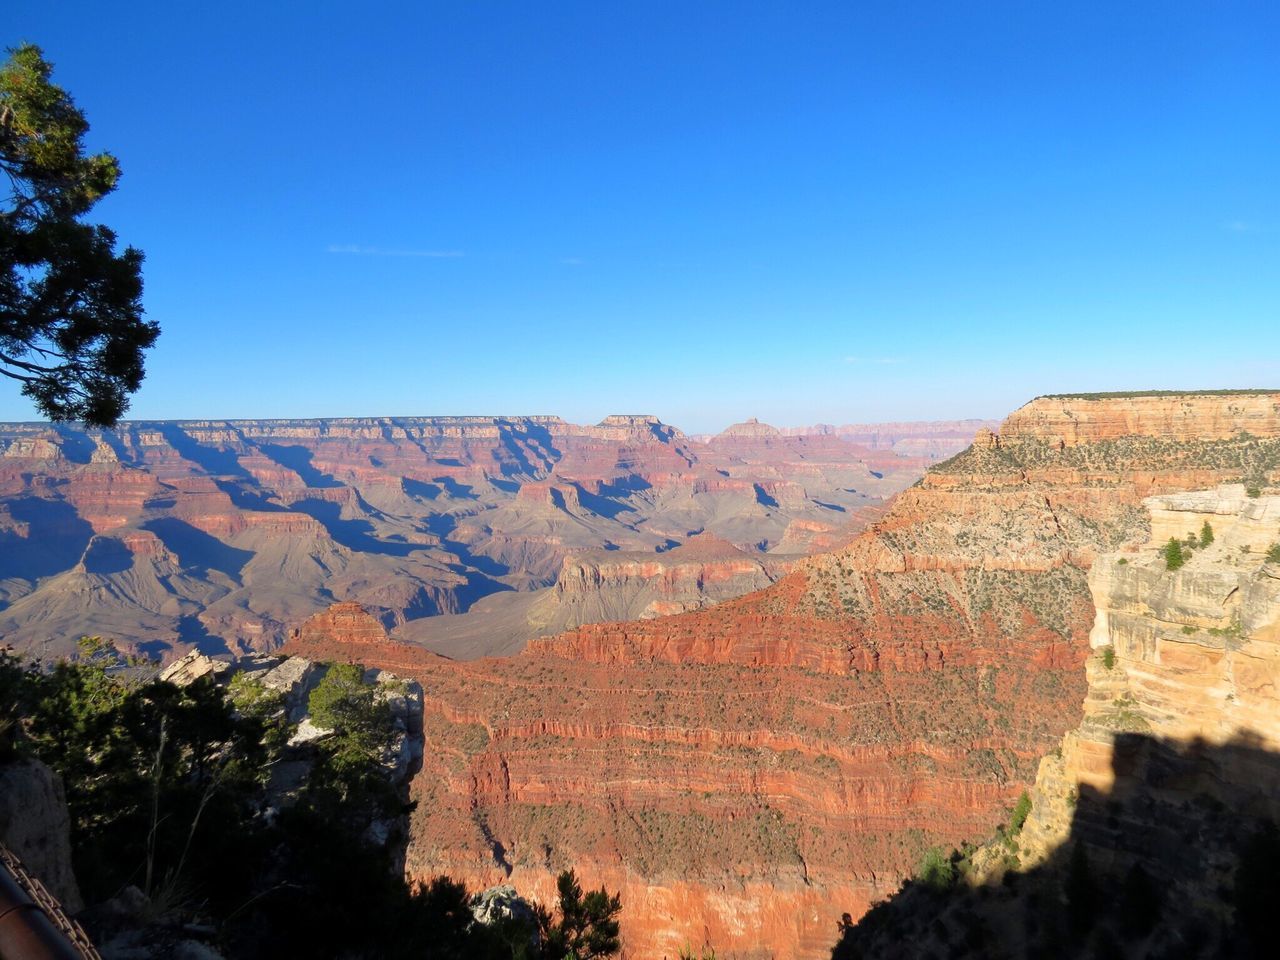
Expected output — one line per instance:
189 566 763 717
284 391 1280 958
5 392 1280 958
0 415 973 661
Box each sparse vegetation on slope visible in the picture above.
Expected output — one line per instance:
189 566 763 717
0 651 621 959
1037 389 1279 400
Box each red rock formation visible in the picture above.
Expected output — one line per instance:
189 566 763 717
834 487 1280 958
0 414 922 660
374 393 1280 959
293 602 389 645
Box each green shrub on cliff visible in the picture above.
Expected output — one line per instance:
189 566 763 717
0 651 271 907
1266 543 1280 564
1010 791 1032 834
1162 537 1186 571
1200 521 1215 547
917 846 957 890
307 662 395 785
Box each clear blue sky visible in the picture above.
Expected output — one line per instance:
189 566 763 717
5 1 1278 433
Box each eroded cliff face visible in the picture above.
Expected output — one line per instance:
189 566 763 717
296 394 1280 959
1003 391 1280 446
1017 485 1280 871
834 485 1280 959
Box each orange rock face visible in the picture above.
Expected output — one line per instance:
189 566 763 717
322 394 1280 960
1002 391 1280 445
293 602 389 645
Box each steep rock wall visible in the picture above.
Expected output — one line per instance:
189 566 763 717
308 395 1280 958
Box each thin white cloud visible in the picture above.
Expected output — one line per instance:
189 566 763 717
326 244 464 258
1223 220 1264 234
843 356 904 365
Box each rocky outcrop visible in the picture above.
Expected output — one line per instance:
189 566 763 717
293 602 390 646
162 650 423 810
159 650 233 686
0 758 83 911
1017 485 1280 869
469 884 540 934
718 417 782 438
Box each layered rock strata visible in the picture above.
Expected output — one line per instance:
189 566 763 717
294 394 1280 958
0 415 920 659
1017 484 1280 869
832 485 1280 958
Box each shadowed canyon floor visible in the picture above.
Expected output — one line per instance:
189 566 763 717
0 415 976 661
287 391 1280 959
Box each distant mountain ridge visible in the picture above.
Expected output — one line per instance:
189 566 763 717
0 413 947 660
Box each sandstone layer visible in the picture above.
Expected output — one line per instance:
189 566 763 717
1018 484 1280 869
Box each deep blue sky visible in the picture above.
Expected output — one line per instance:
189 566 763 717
5 1 1278 432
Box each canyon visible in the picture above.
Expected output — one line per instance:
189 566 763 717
284 391 1280 958
0 415 977 661
7 392 1280 958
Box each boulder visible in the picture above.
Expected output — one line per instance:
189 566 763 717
159 650 232 687
470 884 540 940
257 657 322 720
0 757 82 911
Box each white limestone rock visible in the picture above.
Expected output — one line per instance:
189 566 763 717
159 650 232 687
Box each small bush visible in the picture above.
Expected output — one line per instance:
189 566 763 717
1200 521 1215 548
1009 791 1032 834
1101 646 1116 670
1116 558 1128 566
1247 485 1262 498
1267 543 1280 564
917 846 957 890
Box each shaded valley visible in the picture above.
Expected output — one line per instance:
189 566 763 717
0 415 977 661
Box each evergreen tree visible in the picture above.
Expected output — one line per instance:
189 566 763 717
539 869 623 959
1162 537 1186 571
0 44 157 425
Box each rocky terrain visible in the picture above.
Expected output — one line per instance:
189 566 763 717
0 414 929 661
288 391 1280 959
833 485 1280 957
401 533 795 659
